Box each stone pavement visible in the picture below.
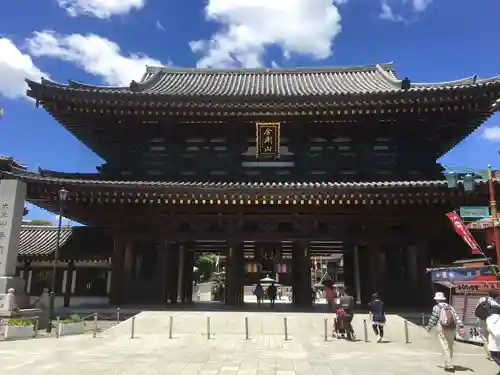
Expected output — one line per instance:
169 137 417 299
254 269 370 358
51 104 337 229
0 310 497 375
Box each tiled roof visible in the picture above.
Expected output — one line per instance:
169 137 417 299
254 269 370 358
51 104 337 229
18 226 72 257
0 168 453 190
0 155 26 170
25 63 500 99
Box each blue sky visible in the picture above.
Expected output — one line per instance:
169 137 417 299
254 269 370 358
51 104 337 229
0 0 499 223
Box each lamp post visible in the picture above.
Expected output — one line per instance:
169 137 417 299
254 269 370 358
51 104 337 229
443 165 500 267
47 187 69 333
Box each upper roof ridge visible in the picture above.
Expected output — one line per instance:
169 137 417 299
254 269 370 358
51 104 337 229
143 62 396 76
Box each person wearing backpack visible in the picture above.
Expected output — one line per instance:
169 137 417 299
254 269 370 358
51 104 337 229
425 292 465 372
475 292 500 371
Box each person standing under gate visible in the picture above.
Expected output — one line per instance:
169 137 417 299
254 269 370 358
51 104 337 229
426 292 465 372
267 283 277 308
254 283 265 307
368 293 386 343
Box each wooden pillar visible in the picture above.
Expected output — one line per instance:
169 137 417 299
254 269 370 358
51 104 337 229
182 249 195 303
159 241 169 303
166 243 180 304
123 242 134 279
368 242 381 296
63 260 74 307
225 243 237 306
417 240 431 307
177 245 186 303
352 245 362 305
225 241 244 306
292 241 312 308
235 243 244 305
110 237 125 306
22 260 30 294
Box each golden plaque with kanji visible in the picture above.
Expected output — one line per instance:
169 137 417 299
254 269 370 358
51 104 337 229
256 122 280 158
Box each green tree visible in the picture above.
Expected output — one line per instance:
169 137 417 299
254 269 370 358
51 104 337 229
196 253 218 282
27 220 52 226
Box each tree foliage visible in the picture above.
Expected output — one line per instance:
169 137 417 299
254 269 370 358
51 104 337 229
27 219 52 226
196 253 218 281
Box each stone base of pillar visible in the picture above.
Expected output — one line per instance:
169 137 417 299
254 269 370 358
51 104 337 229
0 277 29 309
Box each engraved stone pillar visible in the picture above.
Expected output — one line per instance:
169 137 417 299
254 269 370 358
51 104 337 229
0 179 28 308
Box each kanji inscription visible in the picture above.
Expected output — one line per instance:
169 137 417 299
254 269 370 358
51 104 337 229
256 122 280 158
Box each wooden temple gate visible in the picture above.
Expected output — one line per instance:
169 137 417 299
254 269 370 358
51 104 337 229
3 62 499 308
9 172 493 308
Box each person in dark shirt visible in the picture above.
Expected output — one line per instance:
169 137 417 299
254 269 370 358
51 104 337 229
368 292 386 342
267 283 277 307
339 288 356 340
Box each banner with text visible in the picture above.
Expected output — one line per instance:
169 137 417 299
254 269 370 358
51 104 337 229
446 211 482 255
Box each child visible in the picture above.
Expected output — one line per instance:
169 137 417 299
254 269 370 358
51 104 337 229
368 292 386 343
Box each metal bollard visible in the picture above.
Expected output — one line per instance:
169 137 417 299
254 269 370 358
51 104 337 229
207 316 211 340
92 313 98 338
168 316 173 339
284 317 289 341
404 319 410 344
34 317 39 337
324 318 328 341
421 313 425 327
130 316 136 339
116 308 121 324
56 317 60 339
245 317 249 340
363 319 368 342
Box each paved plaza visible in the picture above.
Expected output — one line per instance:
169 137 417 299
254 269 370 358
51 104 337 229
0 309 497 375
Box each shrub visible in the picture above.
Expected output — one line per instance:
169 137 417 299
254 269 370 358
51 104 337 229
62 314 83 324
7 319 33 326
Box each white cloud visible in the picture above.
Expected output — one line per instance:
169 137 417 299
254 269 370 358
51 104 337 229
379 1 406 23
0 38 49 99
380 0 433 23
190 0 345 68
156 20 165 31
483 126 500 141
411 0 433 12
26 31 164 86
57 0 146 19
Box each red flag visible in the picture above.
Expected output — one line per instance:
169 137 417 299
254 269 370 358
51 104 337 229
446 212 482 254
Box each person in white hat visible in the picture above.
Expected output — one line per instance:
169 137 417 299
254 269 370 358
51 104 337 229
425 291 464 372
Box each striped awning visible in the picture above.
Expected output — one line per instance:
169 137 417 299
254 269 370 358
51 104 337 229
18 226 72 257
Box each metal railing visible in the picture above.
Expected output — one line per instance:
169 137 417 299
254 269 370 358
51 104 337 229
0 310 425 344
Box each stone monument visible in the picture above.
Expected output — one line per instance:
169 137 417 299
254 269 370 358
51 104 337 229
0 179 29 309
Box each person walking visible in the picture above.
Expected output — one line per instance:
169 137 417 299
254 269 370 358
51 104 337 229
475 292 500 373
254 283 265 307
368 292 386 343
267 283 277 308
339 288 356 341
426 292 465 372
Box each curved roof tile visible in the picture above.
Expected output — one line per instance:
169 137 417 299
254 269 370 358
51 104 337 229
26 62 500 99
18 226 72 257
0 168 463 191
